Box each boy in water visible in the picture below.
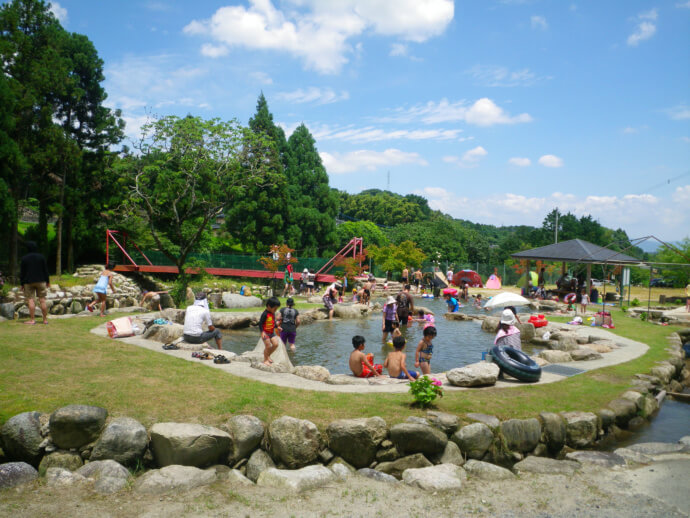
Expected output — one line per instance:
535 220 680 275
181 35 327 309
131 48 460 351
277 297 299 352
443 293 460 313
414 326 437 376
259 297 281 365
349 335 383 378
384 336 418 381
412 309 435 328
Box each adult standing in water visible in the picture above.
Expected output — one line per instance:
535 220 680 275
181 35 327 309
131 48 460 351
20 241 50 325
396 284 414 327
401 266 409 286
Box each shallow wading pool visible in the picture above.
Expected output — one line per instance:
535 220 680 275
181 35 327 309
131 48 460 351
221 297 543 374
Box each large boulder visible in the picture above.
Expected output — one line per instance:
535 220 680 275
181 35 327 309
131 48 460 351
325 374 369 385
402 463 466 491
256 465 336 493
565 451 626 468
150 423 231 468
570 348 603 361
539 350 572 363
561 411 599 448
45 467 86 487
451 423 494 459
375 453 432 479
426 411 460 435
466 413 500 430
481 317 500 333
0 411 44 466
135 465 217 494
143 323 184 343
211 313 255 329
268 416 321 468
0 462 38 489
539 412 566 453
223 415 265 464
649 363 675 384
326 417 388 469
0 302 15 319
552 334 579 352
513 456 580 475
607 398 638 428
389 423 448 456
429 441 465 466
293 365 330 382
90 417 148 466
76 459 129 494
463 459 516 480
447 362 500 387
245 449 275 483
333 304 370 319
500 418 541 453
49 405 108 450
221 293 262 309
515 322 535 342
38 451 83 476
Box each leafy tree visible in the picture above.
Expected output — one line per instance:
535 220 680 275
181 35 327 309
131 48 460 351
367 240 426 276
338 189 427 227
653 238 690 287
334 220 389 249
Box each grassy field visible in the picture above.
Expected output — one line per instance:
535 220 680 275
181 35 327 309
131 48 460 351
0 307 682 429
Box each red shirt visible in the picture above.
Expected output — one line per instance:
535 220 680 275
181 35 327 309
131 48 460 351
259 310 276 334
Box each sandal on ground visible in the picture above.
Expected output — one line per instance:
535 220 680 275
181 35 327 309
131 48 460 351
162 343 179 350
199 352 213 360
213 355 230 364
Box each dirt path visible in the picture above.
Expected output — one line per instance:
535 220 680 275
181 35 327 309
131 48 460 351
2 456 688 518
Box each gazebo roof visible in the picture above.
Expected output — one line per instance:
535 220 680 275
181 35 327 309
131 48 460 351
511 239 640 264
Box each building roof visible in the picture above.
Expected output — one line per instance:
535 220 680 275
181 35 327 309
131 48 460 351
511 239 640 264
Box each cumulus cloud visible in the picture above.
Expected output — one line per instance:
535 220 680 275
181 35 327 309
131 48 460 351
666 104 690 120
276 87 349 105
49 2 67 24
538 154 564 167
672 185 690 203
508 157 531 167
310 123 464 143
320 148 427 174
444 146 488 168
530 15 548 30
390 43 408 56
627 9 658 46
249 71 273 85
183 0 454 74
466 65 550 87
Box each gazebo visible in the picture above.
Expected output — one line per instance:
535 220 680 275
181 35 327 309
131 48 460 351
511 238 640 296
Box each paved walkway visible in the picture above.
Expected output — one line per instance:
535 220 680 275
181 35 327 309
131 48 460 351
90 314 651 394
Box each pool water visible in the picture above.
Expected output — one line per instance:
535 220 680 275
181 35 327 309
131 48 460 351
221 297 544 374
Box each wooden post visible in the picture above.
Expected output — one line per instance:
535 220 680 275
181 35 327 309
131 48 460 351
586 263 592 297
524 260 531 295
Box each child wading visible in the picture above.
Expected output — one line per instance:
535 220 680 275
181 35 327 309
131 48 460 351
349 335 383 378
414 325 437 375
382 296 398 343
259 297 281 365
277 297 299 352
384 336 418 381
87 261 117 317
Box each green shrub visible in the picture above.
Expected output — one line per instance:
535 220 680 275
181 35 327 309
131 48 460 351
631 298 640 307
409 376 443 408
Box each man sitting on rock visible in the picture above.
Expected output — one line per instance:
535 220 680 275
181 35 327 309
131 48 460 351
183 292 222 350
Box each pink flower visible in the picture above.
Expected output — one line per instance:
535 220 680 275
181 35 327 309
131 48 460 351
431 378 442 386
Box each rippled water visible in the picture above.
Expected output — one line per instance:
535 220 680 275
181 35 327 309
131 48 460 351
221 297 544 374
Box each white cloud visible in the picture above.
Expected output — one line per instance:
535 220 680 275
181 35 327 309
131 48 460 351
530 15 548 30
320 148 428 174
49 2 67 24
677 1 690 8
509 157 531 167
201 44 229 58
249 71 273 85
183 0 454 74
310 123 464 143
622 126 638 134
276 87 349 105
538 154 563 167
627 9 658 46
466 65 550 87
666 104 690 120
444 146 488 168
672 185 690 203
390 43 408 57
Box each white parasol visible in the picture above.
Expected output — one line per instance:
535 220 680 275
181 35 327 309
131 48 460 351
483 291 530 310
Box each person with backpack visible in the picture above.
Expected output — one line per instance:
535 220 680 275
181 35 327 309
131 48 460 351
396 284 415 327
277 297 300 351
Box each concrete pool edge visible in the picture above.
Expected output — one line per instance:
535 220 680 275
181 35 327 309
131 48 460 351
90 318 650 394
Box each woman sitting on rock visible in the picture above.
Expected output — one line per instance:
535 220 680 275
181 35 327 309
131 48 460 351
494 309 521 351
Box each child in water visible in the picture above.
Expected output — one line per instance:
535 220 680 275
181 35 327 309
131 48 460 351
412 309 435 328
349 335 383 378
414 325 437 375
443 293 460 313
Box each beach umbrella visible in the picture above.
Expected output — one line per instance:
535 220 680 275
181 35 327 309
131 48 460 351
483 291 530 309
453 269 483 287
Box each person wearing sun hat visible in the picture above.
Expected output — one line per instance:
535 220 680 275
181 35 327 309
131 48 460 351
494 308 521 350
382 295 399 343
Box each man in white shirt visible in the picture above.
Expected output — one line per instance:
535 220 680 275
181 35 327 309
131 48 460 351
183 292 222 349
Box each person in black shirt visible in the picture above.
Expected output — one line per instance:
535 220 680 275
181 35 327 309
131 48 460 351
20 241 50 325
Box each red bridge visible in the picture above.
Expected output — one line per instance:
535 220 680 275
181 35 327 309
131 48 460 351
105 230 364 284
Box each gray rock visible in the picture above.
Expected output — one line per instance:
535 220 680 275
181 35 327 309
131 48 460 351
76 459 129 494
429 441 465 466
70 300 83 313
326 417 388 469
207 293 222 309
463 459 516 480
333 304 371 319
539 412 566 452
245 449 275 483
223 415 265 464
513 456 580 475
679 436 690 447
325 374 370 385
49 405 108 450
650 363 675 384
0 302 14 319
143 323 184 343
45 467 86 487
376 446 399 462
627 416 646 431
0 411 44 466
268 416 321 468
570 348 603 361
135 465 217 494
402 464 466 491
327 456 356 473
481 317 500 333
565 451 626 467
256 465 336 493
561 411 599 448
150 422 231 468
613 447 652 464
389 423 448 456
405 416 429 425
515 322 535 342
539 350 573 363
426 411 460 435
620 390 644 409
49 304 65 315
607 398 638 427
211 313 256 329
451 423 494 459
627 442 687 456
91 417 148 466
293 365 330 382
375 453 432 479
447 362 500 387
329 463 351 479
38 451 83 476
639 395 659 418
597 409 616 430
466 413 500 430
221 293 262 309
226 469 254 486
500 418 541 453
553 334 579 352
356 468 398 484
0 462 38 489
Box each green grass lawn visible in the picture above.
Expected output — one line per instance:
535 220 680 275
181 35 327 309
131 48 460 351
0 307 681 429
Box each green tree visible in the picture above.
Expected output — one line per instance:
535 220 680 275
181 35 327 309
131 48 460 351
334 220 389 249
367 240 426 276
338 189 426 227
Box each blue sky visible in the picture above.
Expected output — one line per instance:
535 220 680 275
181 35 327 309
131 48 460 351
48 0 690 240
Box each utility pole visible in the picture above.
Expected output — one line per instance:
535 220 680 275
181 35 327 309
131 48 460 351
554 209 559 244
386 170 390 191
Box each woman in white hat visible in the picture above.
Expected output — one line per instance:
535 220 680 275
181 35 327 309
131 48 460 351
382 296 398 343
494 309 522 350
